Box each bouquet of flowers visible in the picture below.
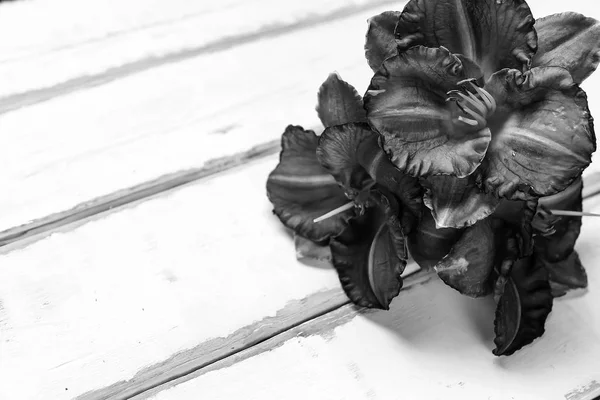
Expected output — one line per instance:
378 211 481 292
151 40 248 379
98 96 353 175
266 0 599 356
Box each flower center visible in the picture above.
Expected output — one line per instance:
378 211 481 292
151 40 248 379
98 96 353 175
446 79 496 130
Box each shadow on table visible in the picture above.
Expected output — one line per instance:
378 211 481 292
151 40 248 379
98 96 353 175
360 276 597 371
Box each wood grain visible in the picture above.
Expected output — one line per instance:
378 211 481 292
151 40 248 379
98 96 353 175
0 139 281 248
77 270 427 400
139 197 600 400
0 4 389 235
0 0 400 102
0 155 415 400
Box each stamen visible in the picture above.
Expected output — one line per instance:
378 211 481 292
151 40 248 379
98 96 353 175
474 86 497 114
457 116 479 126
549 209 600 218
462 106 487 127
447 80 497 130
313 201 354 223
462 91 488 115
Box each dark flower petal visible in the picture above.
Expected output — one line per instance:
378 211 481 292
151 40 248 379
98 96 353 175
545 251 587 298
407 205 463 270
316 73 367 128
533 12 600 84
435 219 495 297
493 255 553 356
395 0 537 79
316 123 423 231
423 175 499 228
484 82 596 200
266 125 353 243
365 11 401 72
365 46 491 178
484 67 575 113
330 190 407 309
456 54 485 85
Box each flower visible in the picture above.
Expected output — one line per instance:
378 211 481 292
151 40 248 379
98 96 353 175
361 0 598 354
364 0 597 230
266 74 422 310
266 0 599 355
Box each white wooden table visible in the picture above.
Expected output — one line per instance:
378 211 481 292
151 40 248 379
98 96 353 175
0 1 599 399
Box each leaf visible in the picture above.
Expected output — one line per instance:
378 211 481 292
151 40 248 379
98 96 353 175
266 125 353 243
395 0 537 80
435 219 495 297
533 12 600 84
535 177 583 262
493 255 553 356
407 204 463 270
535 178 586 296
364 46 491 178
365 11 401 72
316 73 367 128
329 189 407 309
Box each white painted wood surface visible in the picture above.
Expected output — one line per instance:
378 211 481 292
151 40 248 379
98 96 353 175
1 1 600 399
1 0 599 236
146 196 600 400
0 4 392 234
0 156 340 400
0 154 419 400
0 0 393 99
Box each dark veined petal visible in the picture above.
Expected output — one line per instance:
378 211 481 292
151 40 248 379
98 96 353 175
456 54 485 85
407 205 463 270
484 79 596 199
316 123 423 231
365 46 491 178
395 0 537 79
423 175 499 229
493 255 553 356
435 219 495 297
533 12 600 84
365 11 401 72
484 67 575 113
266 125 353 243
316 73 367 128
330 189 408 309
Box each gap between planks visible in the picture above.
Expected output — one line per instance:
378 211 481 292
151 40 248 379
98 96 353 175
77 178 600 400
0 0 400 115
0 138 278 249
3 133 600 252
77 268 433 400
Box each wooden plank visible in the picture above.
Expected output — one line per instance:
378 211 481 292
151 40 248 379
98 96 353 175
0 4 390 235
0 155 417 400
138 196 600 400
0 0 398 102
0 140 281 248
2 0 599 241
